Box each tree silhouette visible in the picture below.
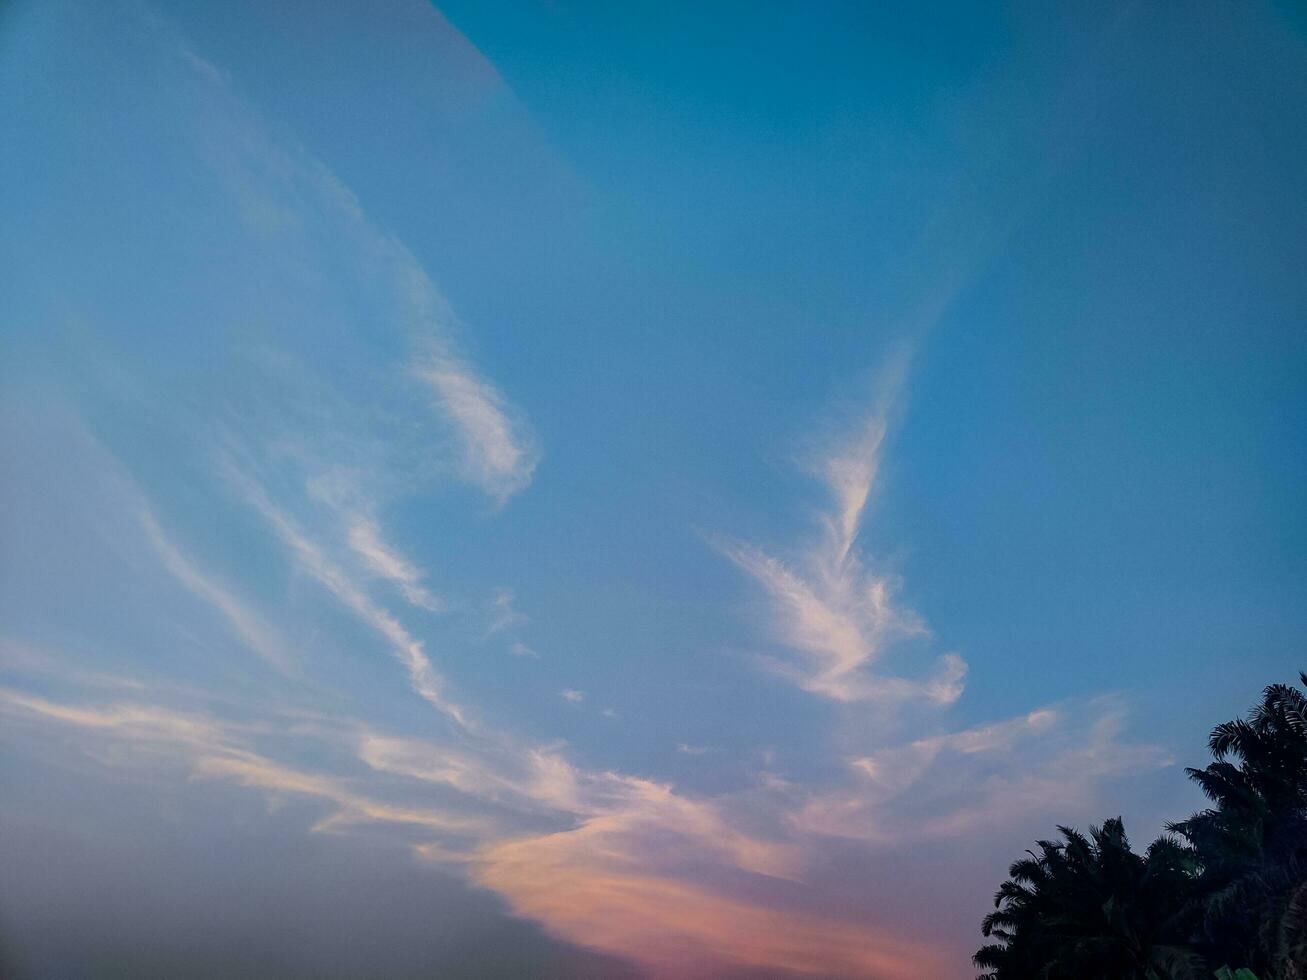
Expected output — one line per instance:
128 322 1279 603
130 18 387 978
975 818 1202 979
976 673 1307 980
1170 675 1307 977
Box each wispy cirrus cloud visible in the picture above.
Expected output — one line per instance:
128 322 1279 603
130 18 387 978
9 379 1168 980
474 846 944 979
4 371 1171 980
0 685 493 841
1 19 1175 966
345 516 443 613
220 457 471 730
791 698 1171 845
172 33 538 509
0 635 1168 980
486 586 527 637
356 731 539 811
0 686 231 749
717 372 965 706
4 412 296 680
467 755 942 979
352 708 960 979
139 507 298 676
194 752 494 838
1 669 936 977
412 348 539 505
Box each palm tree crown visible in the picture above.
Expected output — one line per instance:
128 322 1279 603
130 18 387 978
1169 674 1307 977
976 672 1307 980
975 818 1201 979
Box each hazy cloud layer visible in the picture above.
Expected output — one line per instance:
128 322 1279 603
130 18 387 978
0 3 1230 978
0 394 1169 979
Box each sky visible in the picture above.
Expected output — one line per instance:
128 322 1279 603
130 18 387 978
1 1 1305 977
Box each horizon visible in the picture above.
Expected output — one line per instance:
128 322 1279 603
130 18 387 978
2 2 1305 978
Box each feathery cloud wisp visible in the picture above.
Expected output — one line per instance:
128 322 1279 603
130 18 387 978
486 587 527 636
139 508 297 676
221 459 471 729
792 699 1171 844
345 516 443 612
718 389 965 706
0 686 492 840
175 34 538 507
413 350 539 505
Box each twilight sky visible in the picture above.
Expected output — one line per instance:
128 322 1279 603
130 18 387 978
2 2 1306 978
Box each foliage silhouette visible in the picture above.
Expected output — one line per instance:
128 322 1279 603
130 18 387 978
976 673 1307 980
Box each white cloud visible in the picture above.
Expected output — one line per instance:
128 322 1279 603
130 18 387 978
174 31 538 507
469 761 942 979
486 587 527 636
717 398 964 706
195 752 493 838
346 516 443 612
11 416 296 679
139 508 297 675
356 731 531 808
0 686 492 841
0 660 1170 980
0 687 231 749
412 350 539 504
792 700 1171 845
719 538 963 705
474 842 942 980
221 459 471 729
561 689 585 704
5 678 872 980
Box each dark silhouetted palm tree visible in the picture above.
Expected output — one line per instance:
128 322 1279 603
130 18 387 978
975 817 1203 979
1170 674 1307 978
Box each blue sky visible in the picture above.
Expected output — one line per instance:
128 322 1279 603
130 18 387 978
2 1 1305 977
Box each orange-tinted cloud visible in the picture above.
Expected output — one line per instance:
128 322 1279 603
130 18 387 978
476 830 943 979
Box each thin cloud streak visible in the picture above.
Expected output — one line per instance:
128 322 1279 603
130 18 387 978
792 699 1172 845
346 516 443 613
412 350 539 505
194 753 493 838
174 32 538 507
486 586 527 637
0 686 493 841
220 457 471 729
139 508 297 676
6 674 880 977
0 651 1169 980
17 416 296 679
